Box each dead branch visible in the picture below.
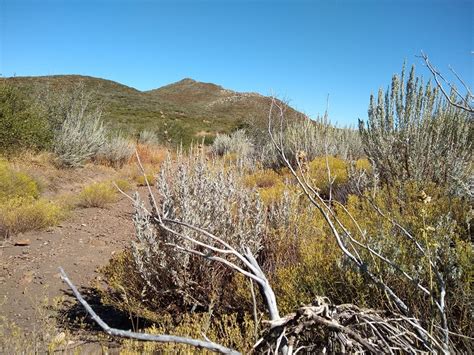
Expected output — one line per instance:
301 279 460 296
420 51 473 114
59 268 240 354
255 298 436 354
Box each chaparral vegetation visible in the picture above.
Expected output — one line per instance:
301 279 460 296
0 58 472 354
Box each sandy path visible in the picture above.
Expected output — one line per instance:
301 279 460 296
0 195 137 331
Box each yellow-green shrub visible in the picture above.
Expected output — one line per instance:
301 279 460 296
335 182 472 338
113 178 132 192
244 169 286 205
0 197 64 238
0 160 39 202
267 209 368 315
307 156 348 194
355 158 372 172
77 182 118 208
120 312 255 354
134 174 155 186
98 249 255 350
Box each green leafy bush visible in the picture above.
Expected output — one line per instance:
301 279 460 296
0 85 52 155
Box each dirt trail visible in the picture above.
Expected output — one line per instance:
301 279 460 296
0 194 137 332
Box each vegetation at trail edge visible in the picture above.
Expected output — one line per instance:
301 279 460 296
0 60 472 353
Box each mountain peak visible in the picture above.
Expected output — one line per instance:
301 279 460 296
177 78 197 84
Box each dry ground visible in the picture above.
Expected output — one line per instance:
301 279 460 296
0 195 135 331
0 156 154 353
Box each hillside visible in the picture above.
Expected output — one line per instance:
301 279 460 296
1 75 303 146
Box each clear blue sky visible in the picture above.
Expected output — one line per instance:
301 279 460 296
1 0 472 125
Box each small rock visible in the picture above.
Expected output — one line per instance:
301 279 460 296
14 239 30 246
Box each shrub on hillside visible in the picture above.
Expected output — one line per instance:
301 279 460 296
53 105 107 167
211 130 254 167
138 129 160 146
263 114 363 168
359 64 473 194
0 85 52 155
96 135 134 168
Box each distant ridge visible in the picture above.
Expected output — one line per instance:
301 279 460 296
0 75 304 145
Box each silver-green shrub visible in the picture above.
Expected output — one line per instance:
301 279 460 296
53 108 106 167
51 84 107 167
96 135 134 167
359 64 473 194
138 129 159 146
211 129 255 168
212 130 254 155
262 115 363 168
131 153 265 309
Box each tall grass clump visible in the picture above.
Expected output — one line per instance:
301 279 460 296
0 198 64 238
359 64 473 194
0 160 39 201
0 161 64 238
77 182 118 208
0 85 52 155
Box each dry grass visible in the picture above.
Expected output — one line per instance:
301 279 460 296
0 197 66 238
131 144 168 166
0 295 71 354
0 160 40 202
76 182 118 208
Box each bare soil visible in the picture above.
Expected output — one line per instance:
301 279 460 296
0 194 136 332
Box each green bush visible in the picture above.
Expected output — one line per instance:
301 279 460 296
0 85 52 155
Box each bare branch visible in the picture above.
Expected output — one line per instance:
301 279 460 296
59 268 240 354
420 51 473 113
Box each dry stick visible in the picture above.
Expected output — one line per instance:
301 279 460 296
59 268 240 354
306 315 379 355
420 51 473 113
249 278 259 343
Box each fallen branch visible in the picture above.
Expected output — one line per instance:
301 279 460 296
59 267 240 355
